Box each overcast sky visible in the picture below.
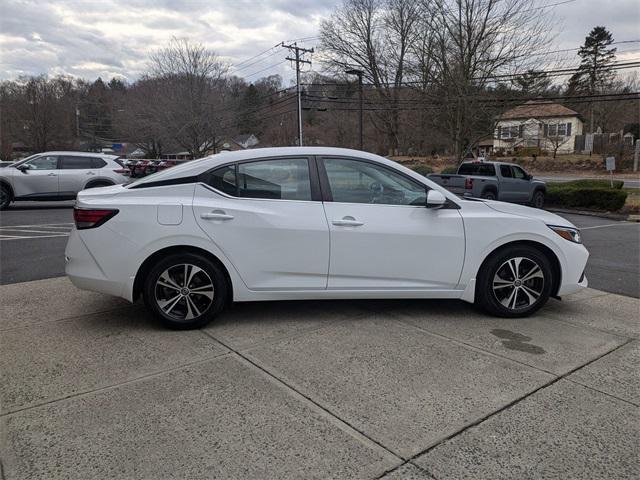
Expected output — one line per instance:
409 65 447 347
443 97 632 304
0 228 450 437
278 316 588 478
0 0 638 83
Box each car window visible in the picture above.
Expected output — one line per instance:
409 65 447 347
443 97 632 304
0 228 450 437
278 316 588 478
323 158 427 206
457 163 496 176
24 155 57 170
511 166 528 179
91 158 107 168
205 164 237 196
238 158 312 200
59 156 94 169
500 165 513 178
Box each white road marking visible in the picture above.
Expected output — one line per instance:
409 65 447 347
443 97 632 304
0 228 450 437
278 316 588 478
0 222 73 228
580 222 639 230
0 228 72 234
0 223 73 241
0 234 69 241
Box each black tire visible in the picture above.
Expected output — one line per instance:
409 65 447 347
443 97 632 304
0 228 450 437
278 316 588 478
85 181 113 189
532 190 545 209
143 252 228 329
476 245 553 318
481 190 497 200
0 183 12 210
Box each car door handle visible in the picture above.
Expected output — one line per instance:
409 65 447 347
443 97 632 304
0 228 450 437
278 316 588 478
200 212 234 221
332 217 364 227
47 172 57 176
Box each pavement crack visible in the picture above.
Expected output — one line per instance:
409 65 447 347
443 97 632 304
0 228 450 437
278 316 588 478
0 351 232 418
200 329 405 464
395 337 635 468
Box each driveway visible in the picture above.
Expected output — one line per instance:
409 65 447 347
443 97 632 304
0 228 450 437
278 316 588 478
1 278 638 479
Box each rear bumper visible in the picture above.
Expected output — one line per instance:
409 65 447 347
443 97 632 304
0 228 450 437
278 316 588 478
65 228 129 300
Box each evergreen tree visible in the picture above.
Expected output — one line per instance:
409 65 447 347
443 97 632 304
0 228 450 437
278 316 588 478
513 70 552 95
567 26 616 132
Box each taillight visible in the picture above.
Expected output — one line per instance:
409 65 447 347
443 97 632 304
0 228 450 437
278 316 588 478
73 208 118 230
464 178 474 190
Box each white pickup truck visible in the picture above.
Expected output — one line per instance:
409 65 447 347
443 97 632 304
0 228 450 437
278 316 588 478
428 160 547 208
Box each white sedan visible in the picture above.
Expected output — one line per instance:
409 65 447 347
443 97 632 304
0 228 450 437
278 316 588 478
65 147 588 329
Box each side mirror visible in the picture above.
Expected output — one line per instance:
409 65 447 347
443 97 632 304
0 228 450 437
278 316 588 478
426 190 446 209
16 164 29 173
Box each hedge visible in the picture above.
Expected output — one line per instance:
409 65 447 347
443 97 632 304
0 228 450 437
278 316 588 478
546 183 627 211
440 166 458 174
557 179 624 190
409 164 434 176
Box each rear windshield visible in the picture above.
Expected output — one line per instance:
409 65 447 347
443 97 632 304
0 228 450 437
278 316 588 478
458 163 496 176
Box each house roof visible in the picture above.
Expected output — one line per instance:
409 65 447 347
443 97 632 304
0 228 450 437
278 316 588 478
234 134 257 143
498 100 580 120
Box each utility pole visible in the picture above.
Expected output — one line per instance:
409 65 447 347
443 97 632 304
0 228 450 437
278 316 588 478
282 42 313 146
346 69 364 150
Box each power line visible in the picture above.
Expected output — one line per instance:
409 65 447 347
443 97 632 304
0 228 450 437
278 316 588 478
301 61 640 88
243 60 288 79
232 43 281 69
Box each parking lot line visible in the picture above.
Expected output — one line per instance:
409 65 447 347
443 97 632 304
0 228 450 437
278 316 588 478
0 228 72 234
0 234 69 241
0 222 73 228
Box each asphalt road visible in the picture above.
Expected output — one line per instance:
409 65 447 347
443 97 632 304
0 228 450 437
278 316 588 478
0 202 638 297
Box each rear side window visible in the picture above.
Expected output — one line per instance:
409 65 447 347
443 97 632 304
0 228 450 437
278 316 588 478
205 164 237 196
500 165 513 178
204 158 312 201
458 163 496 176
59 156 93 169
91 158 107 168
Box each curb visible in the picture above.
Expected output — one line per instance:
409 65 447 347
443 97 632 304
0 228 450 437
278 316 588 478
545 207 637 222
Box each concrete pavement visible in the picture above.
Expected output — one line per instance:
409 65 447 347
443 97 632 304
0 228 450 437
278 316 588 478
1 277 638 479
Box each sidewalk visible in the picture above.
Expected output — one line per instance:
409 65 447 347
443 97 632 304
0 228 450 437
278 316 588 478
1 278 638 479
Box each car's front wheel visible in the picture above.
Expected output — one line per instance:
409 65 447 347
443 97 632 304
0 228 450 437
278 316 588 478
143 253 227 329
532 190 545 209
0 184 12 210
476 245 553 317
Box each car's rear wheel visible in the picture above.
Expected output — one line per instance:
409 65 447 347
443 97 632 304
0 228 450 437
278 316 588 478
476 245 553 317
481 190 496 200
143 253 227 329
0 184 12 210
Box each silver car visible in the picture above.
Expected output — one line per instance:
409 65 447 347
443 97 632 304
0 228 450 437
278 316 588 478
0 152 129 209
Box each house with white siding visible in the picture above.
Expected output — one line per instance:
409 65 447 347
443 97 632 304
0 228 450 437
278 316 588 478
494 101 584 154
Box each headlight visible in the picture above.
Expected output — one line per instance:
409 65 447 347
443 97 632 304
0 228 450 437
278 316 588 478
548 225 582 244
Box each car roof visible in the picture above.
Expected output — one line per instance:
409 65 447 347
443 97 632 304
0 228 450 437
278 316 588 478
37 151 118 158
127 147 390 187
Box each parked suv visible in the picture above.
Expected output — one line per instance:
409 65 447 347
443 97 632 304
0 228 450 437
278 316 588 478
0 152 129 209
428 161 546 208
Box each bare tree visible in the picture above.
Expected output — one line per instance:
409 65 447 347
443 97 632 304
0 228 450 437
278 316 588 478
148 38 229 157
320 0 422 153
423 0 555 156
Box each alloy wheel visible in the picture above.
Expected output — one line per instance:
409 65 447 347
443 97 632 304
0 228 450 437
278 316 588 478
154 263 215 321
492 256 545 311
